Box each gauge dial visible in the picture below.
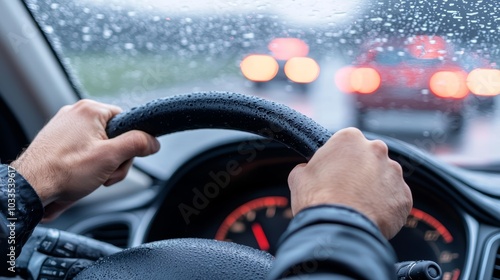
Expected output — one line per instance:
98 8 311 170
390 208 463 280
215 196 464 278
215 196 292 254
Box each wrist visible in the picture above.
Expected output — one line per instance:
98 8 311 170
11 154 60 206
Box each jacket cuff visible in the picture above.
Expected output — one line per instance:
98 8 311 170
267 204 397 280
279 204 383 244
1 164 44 276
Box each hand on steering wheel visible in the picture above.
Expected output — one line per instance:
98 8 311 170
17 92 417 280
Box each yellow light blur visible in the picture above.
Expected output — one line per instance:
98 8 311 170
284 57 320 83
240 54 279 82
466 68 500 97
429 71 468 99
351 68 381 94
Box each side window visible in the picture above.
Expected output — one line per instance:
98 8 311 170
0 95 28 164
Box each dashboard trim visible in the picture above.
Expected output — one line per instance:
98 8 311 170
461 213 478 280
132 196 164 246
478 231 500 279
68 212 141 247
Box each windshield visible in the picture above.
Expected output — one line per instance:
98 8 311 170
24 0 500 170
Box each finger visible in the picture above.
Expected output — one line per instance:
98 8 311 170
71 99 122 114
330 127 366 142
104 130 161 163
318 127 366 155
70 99 123 126
388 159 403 176
103 159 134 186
369 139 389 158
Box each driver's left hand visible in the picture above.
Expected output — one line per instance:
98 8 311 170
15 227 121 280
11 99 161 221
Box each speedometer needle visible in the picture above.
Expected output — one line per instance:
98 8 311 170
251 223 270 251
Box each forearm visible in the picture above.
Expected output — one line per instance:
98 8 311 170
267 205 397 280
0 164 44 276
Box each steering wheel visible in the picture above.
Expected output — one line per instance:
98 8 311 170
75 91 332 279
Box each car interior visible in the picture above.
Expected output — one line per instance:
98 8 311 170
1 0 500 279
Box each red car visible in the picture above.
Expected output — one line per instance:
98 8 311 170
336 35 468 131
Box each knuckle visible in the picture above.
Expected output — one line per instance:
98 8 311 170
74 99 110 114
74 99 94 107
389 159 403 174
370 140 389 156
73 99 99 114
328 127 365 146
337 127 363 138
58 104 73 113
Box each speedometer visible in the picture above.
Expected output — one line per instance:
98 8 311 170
390 208 464 280
215 196 465 278
215 196 292 254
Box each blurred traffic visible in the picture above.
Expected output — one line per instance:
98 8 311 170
29 0 500 168
236 34 500 165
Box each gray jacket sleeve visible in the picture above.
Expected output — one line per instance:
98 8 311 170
267 205 397 280
0 164 44 277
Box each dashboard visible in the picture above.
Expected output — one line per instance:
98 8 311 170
1 1 499 279
49 134 500 279
143 140 470 279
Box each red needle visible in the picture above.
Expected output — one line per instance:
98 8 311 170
251 223 270 251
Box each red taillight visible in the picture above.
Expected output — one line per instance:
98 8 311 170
268 38 309 61
429 71 468 99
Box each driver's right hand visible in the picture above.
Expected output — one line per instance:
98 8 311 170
288 127 413 239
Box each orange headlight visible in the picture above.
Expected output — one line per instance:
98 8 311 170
284 57 320 84
335 67 381 94
351 67 381 94
429 71 468 99
240 55 279 82
466 68 500 97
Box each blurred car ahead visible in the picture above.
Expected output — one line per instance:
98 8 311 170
335 35 469 131
240 38 320 90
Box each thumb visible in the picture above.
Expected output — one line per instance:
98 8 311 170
106 130 160 162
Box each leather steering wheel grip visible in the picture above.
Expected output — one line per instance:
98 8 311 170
106 91 331 159
75 238 275 280
82 92 333 279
